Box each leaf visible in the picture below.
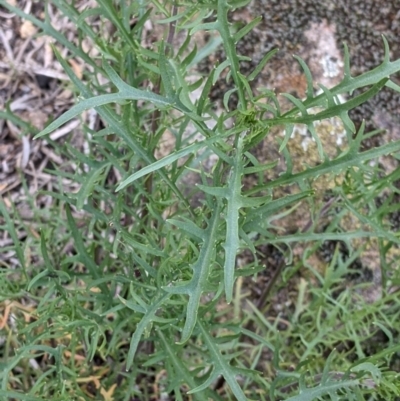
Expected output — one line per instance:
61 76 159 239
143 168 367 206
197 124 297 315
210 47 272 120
157 329 224 401
159 42 176 98
116 141 203 191
277 77 388 128
197 68 215 114
167 218 205 240
116 132 228 191
284 379 360 401
282 36 400 118
216 0 246 108
96 0 138 52
233 16 262 43
125 292 171 370
163 203 221 344
351 363 381 385
279 123 294 153
76 162 110 210
65 205 103 283
259 136 400 191
0 198 26 275
187 35 223 69
181 43 198 69
43 47 190 208
190 320 252 401
0 390 46 401
293 55 314 100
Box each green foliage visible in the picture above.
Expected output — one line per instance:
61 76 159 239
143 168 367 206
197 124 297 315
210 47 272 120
1 0 400 400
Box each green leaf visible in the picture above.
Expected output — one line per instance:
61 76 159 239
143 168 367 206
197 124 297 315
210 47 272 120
125 292 171 370
157 329 223 401
0 390 46 401
255 137 400 191
222 134 246 303
44 47 190 208
163 203 221 344
293 55 314 100
217 0 246 109
76 162 111 210
192 320 251 401
167 218 205 240
116 133 225 191
0 198 26 276
248 48 278 81
285 379 360 401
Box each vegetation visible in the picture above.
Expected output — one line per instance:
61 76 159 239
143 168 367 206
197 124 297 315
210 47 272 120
1 0 400 400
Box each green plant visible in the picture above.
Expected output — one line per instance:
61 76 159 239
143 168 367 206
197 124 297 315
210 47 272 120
1 0 400 400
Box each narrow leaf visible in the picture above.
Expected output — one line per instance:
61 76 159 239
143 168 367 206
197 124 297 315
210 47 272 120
126 292 170 370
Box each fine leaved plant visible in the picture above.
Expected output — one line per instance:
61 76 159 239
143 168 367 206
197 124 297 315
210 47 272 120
1 1 400 400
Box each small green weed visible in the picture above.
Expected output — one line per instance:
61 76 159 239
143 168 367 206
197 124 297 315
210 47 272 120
1 1 400 400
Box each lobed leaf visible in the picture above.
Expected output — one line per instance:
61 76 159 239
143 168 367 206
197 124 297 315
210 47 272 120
163 202 221 343
124 292 171 370
191 320 252 401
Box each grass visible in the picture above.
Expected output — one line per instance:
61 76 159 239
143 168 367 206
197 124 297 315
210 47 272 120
1 0 400 400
